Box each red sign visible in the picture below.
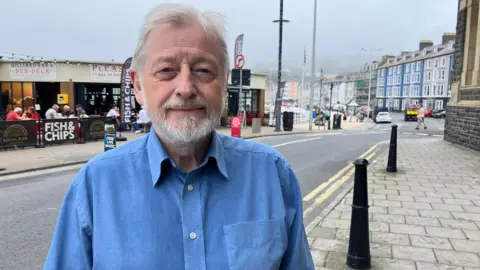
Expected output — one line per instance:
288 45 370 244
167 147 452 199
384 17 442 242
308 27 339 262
231 117 241 137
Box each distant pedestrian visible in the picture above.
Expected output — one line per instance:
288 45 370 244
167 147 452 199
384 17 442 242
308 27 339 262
415 104 427 130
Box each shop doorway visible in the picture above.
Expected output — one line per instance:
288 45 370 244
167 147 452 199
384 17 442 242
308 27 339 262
35 82 60 118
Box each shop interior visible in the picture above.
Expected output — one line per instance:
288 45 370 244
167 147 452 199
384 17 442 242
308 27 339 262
35 82 60 117
1 81 36 114
227 87 259 117
74 83 141 116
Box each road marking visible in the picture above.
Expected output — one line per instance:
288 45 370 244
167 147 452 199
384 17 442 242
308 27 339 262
432 134 443 137
303 150 379 218
302 163 353 202
302 140 386 202
271 137 323 148
304 133 324 137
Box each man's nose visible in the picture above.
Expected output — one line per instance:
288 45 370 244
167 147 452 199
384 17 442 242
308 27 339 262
174 67 196 99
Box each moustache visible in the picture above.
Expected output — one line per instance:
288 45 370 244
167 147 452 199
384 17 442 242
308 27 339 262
162 98 209 110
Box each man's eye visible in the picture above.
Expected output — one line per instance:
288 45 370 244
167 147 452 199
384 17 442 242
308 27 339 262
159 68 174 73
195 68 211 74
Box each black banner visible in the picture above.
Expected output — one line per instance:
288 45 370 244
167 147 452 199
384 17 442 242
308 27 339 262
42 118 78 145
120 57 133 124
80 116 115 141
0 120 38 149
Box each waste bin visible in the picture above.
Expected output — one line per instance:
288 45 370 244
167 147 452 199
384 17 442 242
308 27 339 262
333 114 342 130
283 111 294 131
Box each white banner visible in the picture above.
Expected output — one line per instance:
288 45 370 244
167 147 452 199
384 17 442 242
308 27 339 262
89 64 123 83
8 63 57 81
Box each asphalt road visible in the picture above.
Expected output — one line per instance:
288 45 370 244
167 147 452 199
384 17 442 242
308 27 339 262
0 117 444 270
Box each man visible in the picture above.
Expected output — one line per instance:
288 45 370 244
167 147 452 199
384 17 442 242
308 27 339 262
44 4 314 270
6 107 24 120
133 106 151 133
75 104 87 117
45 104 60 119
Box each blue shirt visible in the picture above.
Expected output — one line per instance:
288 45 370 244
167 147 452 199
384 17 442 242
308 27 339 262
44 130 314 270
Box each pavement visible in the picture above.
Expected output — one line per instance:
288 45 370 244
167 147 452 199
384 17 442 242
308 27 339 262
0 118 375 176
307 138 480 269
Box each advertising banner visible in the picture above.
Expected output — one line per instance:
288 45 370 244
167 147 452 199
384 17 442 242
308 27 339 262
233 34 244 67
80 116 114 141
42 119 78 145
0 120 37 149
120 57 133 124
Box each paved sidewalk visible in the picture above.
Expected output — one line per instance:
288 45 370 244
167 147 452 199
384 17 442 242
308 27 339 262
307 138 480 269
0 119 374 176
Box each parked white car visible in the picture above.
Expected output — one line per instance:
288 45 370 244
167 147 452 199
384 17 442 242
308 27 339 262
375 112 392 123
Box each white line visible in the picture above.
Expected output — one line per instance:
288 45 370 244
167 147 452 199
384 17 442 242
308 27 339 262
417 133 429 136
272 137 323 148
403 132 413 135
432 134 444 137
304 133 324 137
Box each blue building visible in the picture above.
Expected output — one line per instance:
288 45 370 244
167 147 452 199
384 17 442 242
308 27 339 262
376 33 455 111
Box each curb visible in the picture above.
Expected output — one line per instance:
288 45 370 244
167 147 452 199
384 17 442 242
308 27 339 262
0 160 89 177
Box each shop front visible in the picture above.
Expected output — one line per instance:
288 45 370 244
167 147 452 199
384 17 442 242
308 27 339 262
0 60 138 118
226 72 266 125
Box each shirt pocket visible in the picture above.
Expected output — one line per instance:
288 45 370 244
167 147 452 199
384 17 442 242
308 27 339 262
223 219 287 270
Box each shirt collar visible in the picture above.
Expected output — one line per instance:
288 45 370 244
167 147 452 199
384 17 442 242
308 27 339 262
147 129 228 186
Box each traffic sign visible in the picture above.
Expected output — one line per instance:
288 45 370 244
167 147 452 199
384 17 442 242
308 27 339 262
235 54 245 69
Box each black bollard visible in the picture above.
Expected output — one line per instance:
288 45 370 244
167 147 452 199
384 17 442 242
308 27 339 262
346 158 371 270
386 125 398 173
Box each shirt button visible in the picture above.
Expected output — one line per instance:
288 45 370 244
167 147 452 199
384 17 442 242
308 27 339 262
189 232 197 240
187 185 194 192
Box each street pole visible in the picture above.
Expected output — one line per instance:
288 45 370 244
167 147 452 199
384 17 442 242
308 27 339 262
308 0 317 131
367 49 372 121
273 0 289 132
238 68 244 127
300 62 305 109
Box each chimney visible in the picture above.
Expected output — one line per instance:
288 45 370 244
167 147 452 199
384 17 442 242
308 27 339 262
442 32 456 44
419 40 434 50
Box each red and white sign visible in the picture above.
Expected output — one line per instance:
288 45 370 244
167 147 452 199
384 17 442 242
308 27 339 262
8 63 57 81
235 54 245 69
89 64 123 83
231 117 241 137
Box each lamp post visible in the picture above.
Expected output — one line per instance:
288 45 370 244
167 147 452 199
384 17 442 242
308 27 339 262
308 0 318 131
361 48 381 121
273 0 290 132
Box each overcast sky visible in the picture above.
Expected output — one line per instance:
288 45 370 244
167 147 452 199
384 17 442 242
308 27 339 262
0 0 457 74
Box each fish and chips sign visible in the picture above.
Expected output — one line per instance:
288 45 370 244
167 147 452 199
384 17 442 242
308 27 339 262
42 119 78 145
8 62 57 81
89 64 123 83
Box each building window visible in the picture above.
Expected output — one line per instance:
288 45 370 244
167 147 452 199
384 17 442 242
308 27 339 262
424 85 430 96
440 70 446 80
387 87 392 97
378 99 383 107
416 73 420 83
435 100 444 110
433 70 437 80
394 99 400 110
377 88 383 97
434 59 438 68
410 85 420 97
397 67 401 74
439 84 445 96
427 60 432 69
403 86 409 96
441 57 446 67
416 62 420 71
406 63 410 72
404 74 409 83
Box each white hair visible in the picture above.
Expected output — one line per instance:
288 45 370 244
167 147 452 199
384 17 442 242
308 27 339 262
14 107 22 113
131 3 230 82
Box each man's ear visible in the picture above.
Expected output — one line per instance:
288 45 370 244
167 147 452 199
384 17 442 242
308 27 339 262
130 69 144 105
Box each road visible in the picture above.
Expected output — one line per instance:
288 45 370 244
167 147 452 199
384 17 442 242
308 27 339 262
0 114 444 270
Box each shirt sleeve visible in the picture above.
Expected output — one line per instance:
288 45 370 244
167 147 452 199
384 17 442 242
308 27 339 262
43 169 93 270
278 159 315 270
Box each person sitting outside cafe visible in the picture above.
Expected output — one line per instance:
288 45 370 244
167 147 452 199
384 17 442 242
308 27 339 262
61 105 74 118
133 106 151 133
6 107 25 121
106 105 125 130
23 106 40 120
45 104 60 119
75 104 88 117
